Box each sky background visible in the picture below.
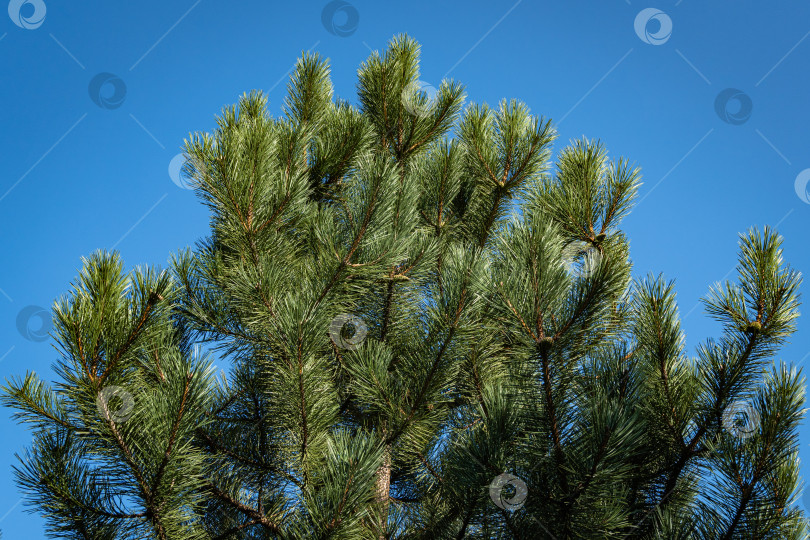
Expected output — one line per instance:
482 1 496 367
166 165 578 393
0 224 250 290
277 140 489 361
1 0 809 536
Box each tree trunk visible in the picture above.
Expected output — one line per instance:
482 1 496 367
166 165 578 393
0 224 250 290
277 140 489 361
374 442 391 539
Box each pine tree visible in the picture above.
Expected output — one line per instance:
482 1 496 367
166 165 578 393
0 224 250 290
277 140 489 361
3 35 807 539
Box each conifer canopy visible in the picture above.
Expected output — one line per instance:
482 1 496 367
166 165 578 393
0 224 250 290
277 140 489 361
3 35 806 539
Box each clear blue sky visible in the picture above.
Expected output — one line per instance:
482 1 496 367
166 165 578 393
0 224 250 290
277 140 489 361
1 1 809 536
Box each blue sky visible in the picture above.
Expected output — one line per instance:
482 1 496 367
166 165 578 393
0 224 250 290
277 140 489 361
1 0 809 536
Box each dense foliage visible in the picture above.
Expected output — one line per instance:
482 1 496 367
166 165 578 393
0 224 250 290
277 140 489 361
4 35 806 539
